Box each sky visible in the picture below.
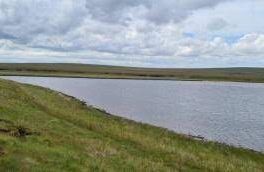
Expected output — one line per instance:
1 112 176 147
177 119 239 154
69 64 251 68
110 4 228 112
0 0 264 68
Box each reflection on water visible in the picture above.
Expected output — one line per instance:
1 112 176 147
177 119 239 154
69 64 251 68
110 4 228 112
2 76 264 152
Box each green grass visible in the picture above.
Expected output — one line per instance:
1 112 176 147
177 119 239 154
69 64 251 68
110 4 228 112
1 63 264 82
0 79 264 171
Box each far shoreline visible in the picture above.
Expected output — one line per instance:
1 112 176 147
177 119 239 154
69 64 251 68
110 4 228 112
1 63 264 83
2 73 264 84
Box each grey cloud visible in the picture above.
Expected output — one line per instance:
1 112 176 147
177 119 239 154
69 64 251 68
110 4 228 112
0 0 87 43
0 31 17 40
0 0 229 47
207 18 229 31
85 0 230 25
2 0 261 68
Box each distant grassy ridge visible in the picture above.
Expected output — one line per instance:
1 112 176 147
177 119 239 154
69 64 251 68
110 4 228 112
0 78 264 171
1 63 264 82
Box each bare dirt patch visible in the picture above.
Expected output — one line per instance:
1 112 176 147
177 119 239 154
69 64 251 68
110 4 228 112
0 119 39 138
0 147 5 156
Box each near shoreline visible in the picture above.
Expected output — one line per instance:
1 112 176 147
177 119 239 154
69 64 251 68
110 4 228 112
0 78 264 171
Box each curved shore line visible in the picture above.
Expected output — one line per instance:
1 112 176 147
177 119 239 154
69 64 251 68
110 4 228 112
1 76 264 153
1 78 264 171
56 88 264 154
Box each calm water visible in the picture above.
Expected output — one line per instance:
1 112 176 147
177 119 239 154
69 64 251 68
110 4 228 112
2 76 264 152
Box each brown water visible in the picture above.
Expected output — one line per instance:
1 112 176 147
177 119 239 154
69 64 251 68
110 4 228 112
2 76 264 152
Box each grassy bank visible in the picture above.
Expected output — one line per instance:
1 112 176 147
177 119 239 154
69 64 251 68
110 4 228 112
0 79 264 171
1 63 264 82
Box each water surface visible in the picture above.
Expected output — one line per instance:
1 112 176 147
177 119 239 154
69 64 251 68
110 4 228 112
2 76 264 152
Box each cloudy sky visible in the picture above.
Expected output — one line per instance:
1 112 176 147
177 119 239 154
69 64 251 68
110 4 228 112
0 0 264 67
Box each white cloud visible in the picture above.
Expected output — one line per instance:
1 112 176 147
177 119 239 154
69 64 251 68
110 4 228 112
0 0 263 67
233 33 264 55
